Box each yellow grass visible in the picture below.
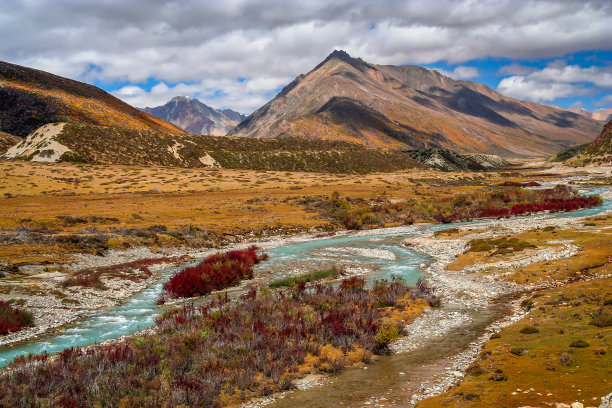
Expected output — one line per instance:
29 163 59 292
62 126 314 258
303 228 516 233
0 161 503 266
417 217 612 408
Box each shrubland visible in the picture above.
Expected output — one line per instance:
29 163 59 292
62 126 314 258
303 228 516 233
0 301 33 335
162 246 267 299
316 185 601 229
1 277 430 407
55 123 424 173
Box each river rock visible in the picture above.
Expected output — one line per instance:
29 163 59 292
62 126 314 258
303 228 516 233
600 392 612 408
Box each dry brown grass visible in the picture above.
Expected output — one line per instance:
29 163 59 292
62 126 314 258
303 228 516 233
0 161 505 267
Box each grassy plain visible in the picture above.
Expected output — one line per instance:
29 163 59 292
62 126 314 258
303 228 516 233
0 160 501 269
418 216 612 408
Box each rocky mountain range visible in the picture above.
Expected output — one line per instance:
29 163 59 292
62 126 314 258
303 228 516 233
141 96 246 136
0 60 184 138
569 108 612 123
229 50 602 158
0 56 607 169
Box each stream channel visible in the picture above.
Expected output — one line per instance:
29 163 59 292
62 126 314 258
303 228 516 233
0 186 609 407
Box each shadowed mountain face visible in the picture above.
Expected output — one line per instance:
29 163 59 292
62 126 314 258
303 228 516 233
229 50 602 158
141 96 246 136
0 61 184 138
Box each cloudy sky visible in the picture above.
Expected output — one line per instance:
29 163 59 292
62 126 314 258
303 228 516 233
2 0 611 113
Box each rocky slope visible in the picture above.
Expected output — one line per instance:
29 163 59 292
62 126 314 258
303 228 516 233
561 120 612 166
0 131 19 153
2 122 425 173
0 60 184 138
570 107 612 123
404 148 510 172
141 96 246 136
229 51 601 158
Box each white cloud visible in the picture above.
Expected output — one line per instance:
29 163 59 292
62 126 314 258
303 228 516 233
497 76 591 101
526 64 612 88
497 63 612 102
569 101 584 109
434 66 480 80
0 0 610 112
595 94 612 107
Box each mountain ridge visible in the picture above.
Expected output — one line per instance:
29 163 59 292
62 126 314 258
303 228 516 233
229 50 601 158
0 60 184 137
569 107 612 123
141 96 246 136
2 122 425 173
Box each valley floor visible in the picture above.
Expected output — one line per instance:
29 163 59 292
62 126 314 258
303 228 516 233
0 160 610 407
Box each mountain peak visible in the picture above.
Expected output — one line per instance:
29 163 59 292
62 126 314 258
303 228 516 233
142 97 246 136
325 49 353 62
170 95 195 103
312 49 373 74
229 52 602 158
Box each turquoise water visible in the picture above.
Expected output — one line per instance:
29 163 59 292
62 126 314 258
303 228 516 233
0 268 178 366
0 188 609 368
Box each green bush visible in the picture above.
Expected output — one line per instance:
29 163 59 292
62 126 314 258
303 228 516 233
269 267 340 288
520 298 535 311
488 372 508 381
590 309 612 327
569 340 590 348
374 325 402 354
520 326 539 334
465 364 484 376
510 347 527 356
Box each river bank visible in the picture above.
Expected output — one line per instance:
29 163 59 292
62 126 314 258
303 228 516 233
247 192 611 407
402 209 611 405
0 172 610 407
1 185 608 351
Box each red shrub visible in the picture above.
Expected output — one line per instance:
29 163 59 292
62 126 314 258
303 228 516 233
2 278 433 407
0 301 33 335
340 276 366 290
476 188 602 219
163 246 267 298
